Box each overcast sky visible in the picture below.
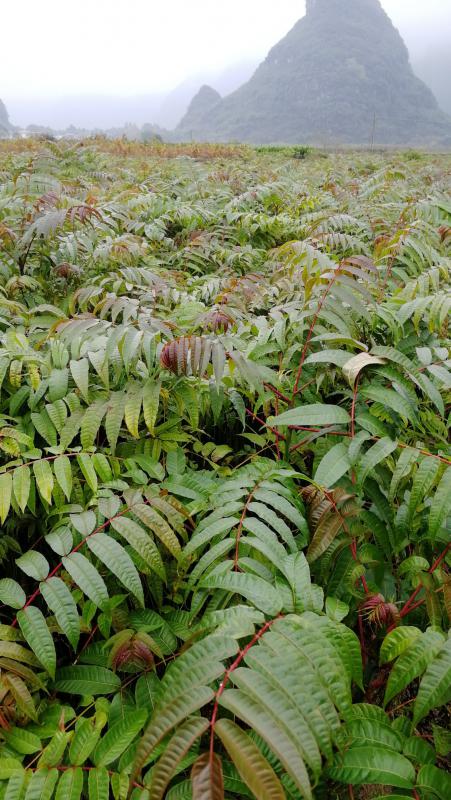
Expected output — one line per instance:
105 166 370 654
2 0 450 102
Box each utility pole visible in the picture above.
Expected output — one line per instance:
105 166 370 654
370 112 376 151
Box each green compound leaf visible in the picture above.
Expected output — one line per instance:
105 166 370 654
269 403 350 428
54 666 121 696
17 606 56 679
92 709 148 767
40 577 80 650
329 745 415 789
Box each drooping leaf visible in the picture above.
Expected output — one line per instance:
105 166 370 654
17 606 56 678
62 552 109 609
70 358 90 402
379 627 422 665
0 642 40 667
219 689 312 799
389 447 418 502
306 504 347 564
0 472 12 523
191 752 224 800
16 550 49 581
314 443 351 488
0 579 26 609
87 532 144 607
87 767 110 800
76 453 98 493
53 455 73 501
124 385 143 438
111 516 166 580
92 709 148 767
384 628 446 706
4 673 38 720
361 386 416 424
54 666 121 695
33 460 54 505
215 719 285 800
357 438 397 485
329 745 415 789
415 764 451 800
143 380 161 435
342 353 386 386
12 465 31 513
148 717 209 800
23 768 59 800
413 638 451 725
133 686 215 780
133 502 182 559
40 577 80 650
269 404 350 428
3 770 27 800
80 401 107 450
407 457 441 524
69 719 102 766
104 392 125 454
199 569 283 616
70 510 97 537
428 466 451 541
2 726 41 755
54 767 83 800
38 730 71 768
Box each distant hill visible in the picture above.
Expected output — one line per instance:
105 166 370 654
178 86 222 135
0 99 12 136
159 62 256 129
177 0 451 146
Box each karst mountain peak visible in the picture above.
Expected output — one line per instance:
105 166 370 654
177 0 451 146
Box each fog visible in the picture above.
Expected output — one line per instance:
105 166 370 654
2 0 451 129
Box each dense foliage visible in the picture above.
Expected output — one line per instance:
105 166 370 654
0 139 450 799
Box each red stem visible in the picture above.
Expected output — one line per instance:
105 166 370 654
245 408 287 441
234 478 264 569
358 612 367 667
389 542 451 630
74 625 99 665
274 396 281 461
292 271 341 397
290 425 348 436
426 542 450 574
263 383 291 404
402 598 429 616
350 376 360 439
399 585 423 620
350 376 360 486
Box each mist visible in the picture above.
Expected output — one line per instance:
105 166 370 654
2 0 451 130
